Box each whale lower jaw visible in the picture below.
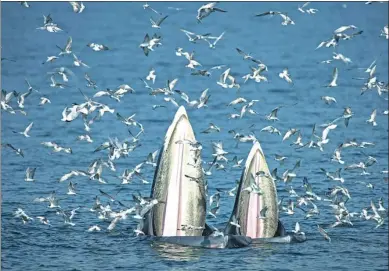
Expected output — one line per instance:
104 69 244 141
147 106 206 236
225 141 279 238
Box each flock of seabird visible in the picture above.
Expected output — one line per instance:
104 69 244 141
2 1 389 244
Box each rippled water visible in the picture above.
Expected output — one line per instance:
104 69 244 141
1 1 388 270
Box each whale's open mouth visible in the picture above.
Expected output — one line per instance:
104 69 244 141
146 106 206 237
225 142 279 238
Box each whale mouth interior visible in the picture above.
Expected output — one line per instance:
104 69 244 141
162 115 187 236
245 149 263 238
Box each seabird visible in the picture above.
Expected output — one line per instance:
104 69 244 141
69 1 85 13
279 68 293 84
2 143 24 157
39 97 51 106
36 216 51 226
283 128 299 141
366 109 377 126
14 122 33 137
21 1 29 8
201 123 221 133
306 8 319 14
84 73 97 89
380 25 388 39
42 55 58 64
146 68 156 84
87 43 109 51
139 34 161 56
317 225 331 242
331 144 345 164
321 96 337 104
88 225 101 232
205 31 225 49
50 76 67 89
261 125 282 136
14 208 34 224
143 2 162 15
231 156 244 168
73 54 89 68
266 106 283 121
333 52 352 64
180 29 212 43
57 37 72 56
298 2 310 13
326 67 338 87
255 11 281 17
334 25 357 34
41 141 72 154
67 181 77 195
196 2 227 23
25 167 36 182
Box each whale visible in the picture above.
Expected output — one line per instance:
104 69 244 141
142 106 207 237
224 141 281 238
143 106 306 248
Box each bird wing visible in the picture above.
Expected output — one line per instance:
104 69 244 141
334 143 343 155
175 90 189 103
143 34 150 43
157 15 168 26
65 36 72 51
25 122 34 134
370 109 377 120
69 1 79 12
332 67 338 82
255 11 271 17
271 107 279 118
301 2 310 8
295 222 301 232
334 25 347 34
369 65 376 78
198 88 208 102
334 168 342 178
210 65 226 70
370 200 380 217
151 150 159 161
42 141 57 148
116 112 127 122
222 68 230 82
107 217 120 231
93 91 109 97
29 167 36 177
180 28 195 36
236 48 246 56
142 46 149 56
322 124 337 141
168 78 178 91
364 157 376 167
213 31 225 45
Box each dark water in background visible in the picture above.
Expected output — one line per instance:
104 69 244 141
1 1 388 270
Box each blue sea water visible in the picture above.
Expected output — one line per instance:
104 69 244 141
1 1 388 270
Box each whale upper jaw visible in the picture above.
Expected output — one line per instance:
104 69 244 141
225 141 279 238
145 106 206 237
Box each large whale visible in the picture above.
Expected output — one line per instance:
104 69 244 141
142 106 207 237
143 106 306 248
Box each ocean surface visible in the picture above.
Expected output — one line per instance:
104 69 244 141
1 1 388 270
